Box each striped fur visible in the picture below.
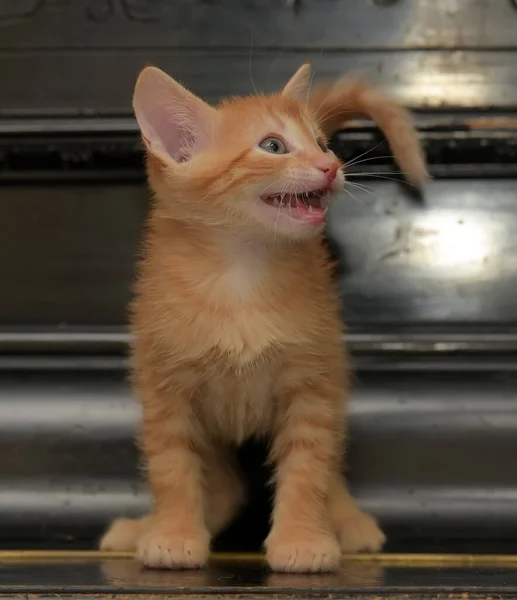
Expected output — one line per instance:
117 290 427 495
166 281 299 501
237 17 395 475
100 63 426 572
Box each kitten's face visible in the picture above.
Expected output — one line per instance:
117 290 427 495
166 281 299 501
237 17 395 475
134 64 343 241
196 96 344 240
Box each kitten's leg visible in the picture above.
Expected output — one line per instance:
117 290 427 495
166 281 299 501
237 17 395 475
100 515 151 552
328 474 386 553
203 448 247 537
134 373 210 569
99 451 246 552
265 365 342 573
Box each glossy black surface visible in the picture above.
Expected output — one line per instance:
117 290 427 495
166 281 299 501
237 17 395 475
3 50 517 114
5 118 517 181
1 0 516 50
1 1 517 112
4 178 517 328
329 179 517 325
2 555 517 597
2 368 517 548
1 0 517 561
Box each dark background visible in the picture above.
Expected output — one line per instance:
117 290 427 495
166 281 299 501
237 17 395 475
1 0 517 553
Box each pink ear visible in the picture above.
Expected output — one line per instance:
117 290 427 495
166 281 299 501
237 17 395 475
282 63 312 102
133 67 217 163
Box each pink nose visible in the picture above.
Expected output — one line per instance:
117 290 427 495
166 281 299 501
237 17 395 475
316 161 338 184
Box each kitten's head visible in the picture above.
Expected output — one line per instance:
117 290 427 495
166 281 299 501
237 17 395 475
134 63 344 241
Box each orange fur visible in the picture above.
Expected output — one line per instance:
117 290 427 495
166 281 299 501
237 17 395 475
100 63 425 572
310 76 428 184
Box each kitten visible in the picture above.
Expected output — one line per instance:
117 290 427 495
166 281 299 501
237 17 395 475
100 63 427 572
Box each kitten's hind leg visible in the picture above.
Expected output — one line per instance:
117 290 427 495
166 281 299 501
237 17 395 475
99 452 245 553
203 448 247 537
328 474 386 553
100 515 151 552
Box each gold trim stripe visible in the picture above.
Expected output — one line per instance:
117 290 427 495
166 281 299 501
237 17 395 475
1 551 517 567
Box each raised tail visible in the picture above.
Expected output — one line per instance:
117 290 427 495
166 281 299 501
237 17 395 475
310 77 428 187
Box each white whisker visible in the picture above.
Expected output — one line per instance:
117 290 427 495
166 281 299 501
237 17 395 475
316 102 355 125
348 172 412 185
345 180 383 202
343 140 389 169
341 185 368 207
248 30 259 96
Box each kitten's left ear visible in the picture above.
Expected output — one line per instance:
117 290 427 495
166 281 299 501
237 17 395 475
133 66 217 164
282 63 312 101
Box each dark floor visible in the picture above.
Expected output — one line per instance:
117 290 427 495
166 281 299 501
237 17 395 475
2 552 517 599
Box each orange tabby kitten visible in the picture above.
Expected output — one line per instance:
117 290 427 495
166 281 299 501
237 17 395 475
100 63 427 572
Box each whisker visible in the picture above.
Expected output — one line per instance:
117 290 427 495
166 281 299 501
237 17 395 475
347 170 407 176
341 185 367 208
312 92 355 121
248 29 259 96
257 176 289 199
342 141 390 169
266 50 284 93
315 102 352 122
345 180 384 202
344 155 398 170
297 180 311 209
315 102 356 125
305 59 318 110
347 173 411 185
274 179 290 246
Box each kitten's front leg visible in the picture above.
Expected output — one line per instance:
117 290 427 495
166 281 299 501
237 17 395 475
266 365 342 573
136 371 210 570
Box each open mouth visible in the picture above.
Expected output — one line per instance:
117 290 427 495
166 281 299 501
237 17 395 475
260 189 330 224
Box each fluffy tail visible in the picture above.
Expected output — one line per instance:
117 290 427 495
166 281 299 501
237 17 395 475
309 77 428 186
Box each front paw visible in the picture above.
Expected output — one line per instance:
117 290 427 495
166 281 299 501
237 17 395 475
336 511 386 554
265 530 340 573
137 528 210 570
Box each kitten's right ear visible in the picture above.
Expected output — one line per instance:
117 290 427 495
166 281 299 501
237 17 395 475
282 63 312 102
133 66 217 164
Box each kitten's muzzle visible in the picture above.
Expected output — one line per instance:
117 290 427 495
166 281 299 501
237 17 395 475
260 189 330 224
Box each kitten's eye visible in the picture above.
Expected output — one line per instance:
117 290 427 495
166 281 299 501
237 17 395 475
317 140 329 153
259 137 287 155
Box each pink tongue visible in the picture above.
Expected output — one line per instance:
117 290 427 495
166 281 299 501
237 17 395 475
294 197 325 223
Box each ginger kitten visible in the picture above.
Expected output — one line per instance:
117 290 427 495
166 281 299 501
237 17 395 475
100 63 427 572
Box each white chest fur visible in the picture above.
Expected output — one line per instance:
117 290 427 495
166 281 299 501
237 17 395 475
198 240 290 364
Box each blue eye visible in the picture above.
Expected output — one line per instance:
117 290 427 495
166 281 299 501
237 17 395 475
259 137 287 154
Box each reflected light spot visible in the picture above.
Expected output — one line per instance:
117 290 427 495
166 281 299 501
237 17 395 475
413 213 492 275
403 72 489 107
